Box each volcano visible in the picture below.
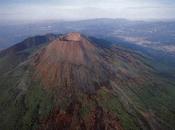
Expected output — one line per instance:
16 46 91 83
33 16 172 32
32 32 114 93
0 33 175 130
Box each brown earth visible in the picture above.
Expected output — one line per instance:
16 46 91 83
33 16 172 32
39 99 124 130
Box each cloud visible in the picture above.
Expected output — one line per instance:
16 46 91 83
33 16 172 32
0 0 175 22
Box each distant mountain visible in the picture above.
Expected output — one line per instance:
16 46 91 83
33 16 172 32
1 19 175 54
0 33 175 130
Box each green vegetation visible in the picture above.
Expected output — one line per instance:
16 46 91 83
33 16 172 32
0 34 175 130
0 66 54 130
96 88 140 130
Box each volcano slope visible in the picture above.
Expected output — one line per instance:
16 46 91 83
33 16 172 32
0 32 175 130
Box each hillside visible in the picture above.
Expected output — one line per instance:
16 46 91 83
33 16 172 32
0 33 175 130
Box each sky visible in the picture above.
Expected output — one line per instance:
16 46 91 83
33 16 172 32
0 0 175 22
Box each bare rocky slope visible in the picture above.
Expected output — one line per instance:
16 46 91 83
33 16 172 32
0 32 175 130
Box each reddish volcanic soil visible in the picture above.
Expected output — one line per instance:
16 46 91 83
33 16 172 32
30 32 153 130
31 33 125 129
39 100 124 130
32 32 113 92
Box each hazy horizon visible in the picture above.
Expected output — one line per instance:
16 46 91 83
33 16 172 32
1 0 175 23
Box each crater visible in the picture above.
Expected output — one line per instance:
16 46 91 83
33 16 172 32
62 32 82 41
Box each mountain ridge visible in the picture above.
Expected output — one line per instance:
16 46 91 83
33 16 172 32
0 32 175 130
